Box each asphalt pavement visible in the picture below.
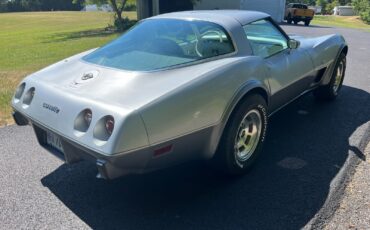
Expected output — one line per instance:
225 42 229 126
0 25 369 230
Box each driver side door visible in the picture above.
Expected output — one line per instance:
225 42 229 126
243 19 314 112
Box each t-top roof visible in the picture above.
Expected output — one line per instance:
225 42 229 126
150 10 270 27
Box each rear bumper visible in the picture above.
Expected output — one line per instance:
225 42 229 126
292 16 313 21
31 123 153 179
12 111 29 126
13 107 215 180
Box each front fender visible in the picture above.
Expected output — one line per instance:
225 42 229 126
321 41 348 86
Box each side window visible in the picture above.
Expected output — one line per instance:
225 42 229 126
243 19 288 58
195 22 235 58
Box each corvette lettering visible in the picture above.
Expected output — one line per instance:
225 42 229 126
43 103 60 114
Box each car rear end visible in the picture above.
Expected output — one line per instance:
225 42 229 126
11 73 153 179
293 8 315 21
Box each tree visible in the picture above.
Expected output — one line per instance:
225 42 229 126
326 0 339 13
5 0 82 12
0 0 8 12
40 0 82 11
75 0 135 30
352 0 370 23
75 0 128 26
75 0 196 30
6 0 24 12
20 0 42 11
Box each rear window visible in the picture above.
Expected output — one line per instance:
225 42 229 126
292 4 308 9
83 19 235 71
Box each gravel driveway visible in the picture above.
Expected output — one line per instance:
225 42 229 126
326 142 370 229
0 24 369 230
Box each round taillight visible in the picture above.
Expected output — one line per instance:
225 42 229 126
93 115 115 143
15 83 26 100
74 109 92 134
84 109 92 127
105 116 114 135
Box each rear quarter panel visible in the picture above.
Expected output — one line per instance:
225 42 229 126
139 56 269 156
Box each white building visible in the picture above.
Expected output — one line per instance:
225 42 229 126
310 6 322 14
82 4 113 12
137 0 287 22
333 6 355 16
195 0 286 22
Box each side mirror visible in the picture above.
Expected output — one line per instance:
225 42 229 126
288 39 300 49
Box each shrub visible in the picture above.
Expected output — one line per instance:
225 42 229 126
360 8 370 23
114 16 137 31
353 0 370 24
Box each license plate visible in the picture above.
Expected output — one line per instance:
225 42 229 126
46 131 64 153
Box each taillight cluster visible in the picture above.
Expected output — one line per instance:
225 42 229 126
14 83 26 101
105 116 115 136
74 109 115 142
93 115 115 142
74 109 93 133
84 109 93 127
23 87 35 106
14 83 36 107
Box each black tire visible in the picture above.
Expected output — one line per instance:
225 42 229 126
313 52 347 101
294 20 299 25
304 20 310 26
287 15 292 24
212 94 268 175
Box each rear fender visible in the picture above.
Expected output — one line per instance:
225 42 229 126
206 81 270 158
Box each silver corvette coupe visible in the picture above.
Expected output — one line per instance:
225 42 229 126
12 10 348 179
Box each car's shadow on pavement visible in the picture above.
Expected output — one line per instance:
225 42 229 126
41 85 370 230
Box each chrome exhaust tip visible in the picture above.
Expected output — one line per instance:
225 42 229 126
96 159 128 180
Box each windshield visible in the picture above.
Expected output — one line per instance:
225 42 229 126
82 19 235 71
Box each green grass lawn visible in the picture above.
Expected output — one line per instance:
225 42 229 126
0 11 136 126
312 15 370 32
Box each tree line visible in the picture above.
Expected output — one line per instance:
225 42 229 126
0 0 84 12
0 0 138 12
1 0 368 24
